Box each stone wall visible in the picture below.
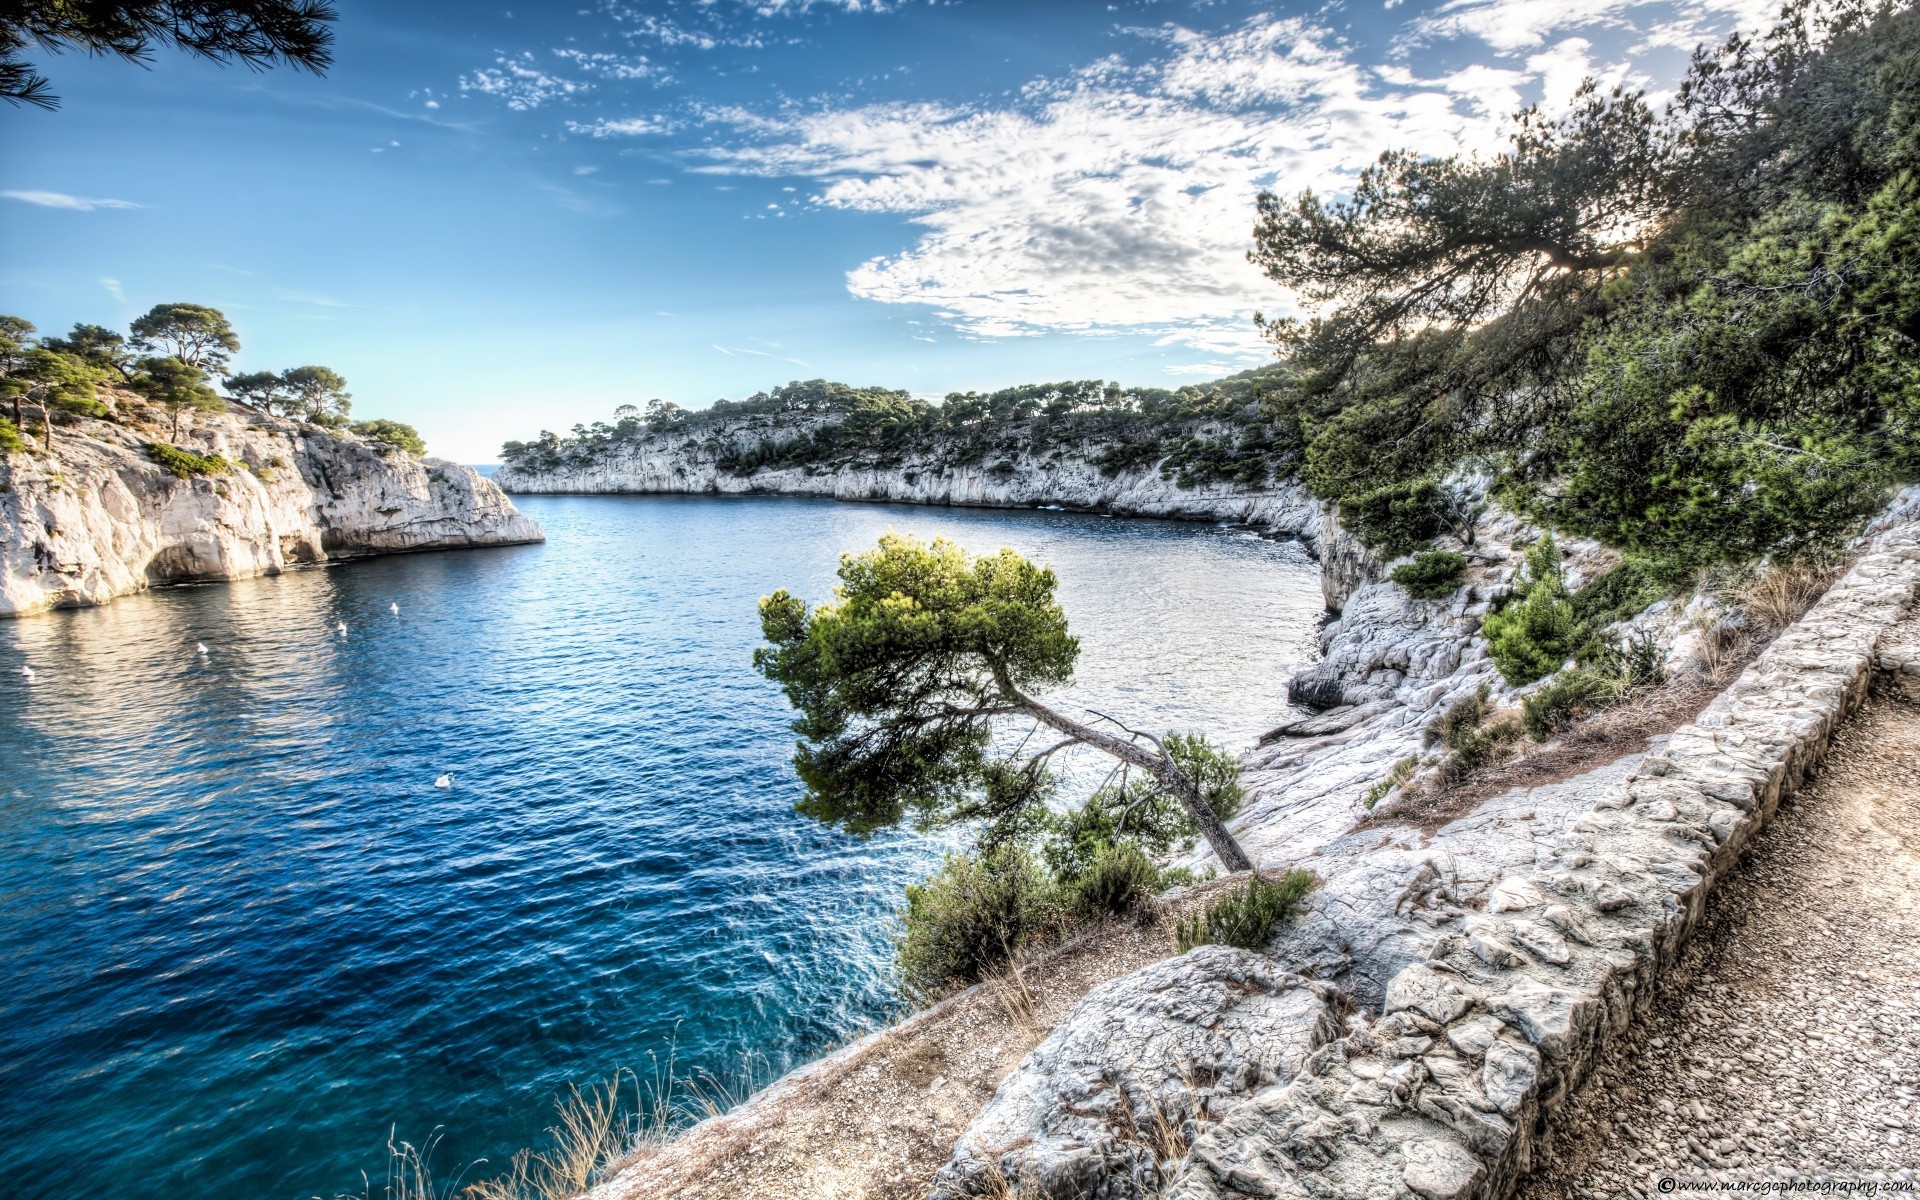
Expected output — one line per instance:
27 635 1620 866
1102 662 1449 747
934 489 1920 1199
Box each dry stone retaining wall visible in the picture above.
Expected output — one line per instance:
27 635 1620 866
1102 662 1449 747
1169 502 1920 1199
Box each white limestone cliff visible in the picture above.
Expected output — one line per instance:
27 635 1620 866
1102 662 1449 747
0 404 544 618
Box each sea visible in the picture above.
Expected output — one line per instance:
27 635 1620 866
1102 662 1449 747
0 493 1324 1199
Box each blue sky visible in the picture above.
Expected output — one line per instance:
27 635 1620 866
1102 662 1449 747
2 0 1780 462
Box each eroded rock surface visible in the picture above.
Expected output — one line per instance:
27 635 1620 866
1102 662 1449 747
1 405 543 617
932 947 1339 1200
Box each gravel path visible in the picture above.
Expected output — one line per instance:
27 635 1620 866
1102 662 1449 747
1515 683 1920 1198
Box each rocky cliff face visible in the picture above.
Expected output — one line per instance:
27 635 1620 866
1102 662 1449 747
495 416 1377 610
0 405 544 618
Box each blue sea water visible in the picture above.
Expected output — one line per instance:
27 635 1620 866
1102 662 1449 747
0 495 1323 1200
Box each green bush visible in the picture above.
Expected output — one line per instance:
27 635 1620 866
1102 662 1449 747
1426 685 1524 784
351 418 427 457
1040 732 1241 883
1522 631 1668 740
1362 756 1419 808
0 417 25 455
145 442 232 479
1067 841 1162 919
1483 536 1580 684
1520 670 1613 740
1174 869 1317 953
1391 549 1469 600
897 846 1060 995
1338 477 1443 558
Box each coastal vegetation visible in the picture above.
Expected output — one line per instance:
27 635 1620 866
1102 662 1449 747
0 304 423 459
1172 869 1318 954
755 532 1266 992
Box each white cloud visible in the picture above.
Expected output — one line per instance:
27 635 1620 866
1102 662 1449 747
1409 0 1777 53
693 4 1774 355
3 190 142 211
698 15 1523 356
553 48 661 81
460 52 591 110
567 115 672 137
100 277 127 302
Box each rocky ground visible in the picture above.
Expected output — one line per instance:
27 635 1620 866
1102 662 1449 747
1515 683 1920 1197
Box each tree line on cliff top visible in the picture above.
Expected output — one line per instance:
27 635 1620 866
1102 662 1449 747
511 0 1920 583
0 303 423 458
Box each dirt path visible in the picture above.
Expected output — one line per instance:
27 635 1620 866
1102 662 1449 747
1515 684 1920 1197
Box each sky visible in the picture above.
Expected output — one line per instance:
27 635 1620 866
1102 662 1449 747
1 0 1783 462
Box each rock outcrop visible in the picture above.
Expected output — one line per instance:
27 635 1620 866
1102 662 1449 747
494 418 1369 609
932 487 1920 1199
0 405 544 618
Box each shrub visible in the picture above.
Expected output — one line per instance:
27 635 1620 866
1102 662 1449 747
898 846 1060 995
1174 869 1317 953
1483 535 1580 684
1391 549 1469 600
1426 685 1524 784
1067 841 1162 919
1338 477 1443 558
1521 670 1612 740
1041 733 1241 883
1362 756 1419 808
0 417 25 455
351 418 427 457
145 441 232 479
1521 632 1667 740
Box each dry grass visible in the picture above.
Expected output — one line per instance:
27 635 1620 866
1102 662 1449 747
1738 561 1839 633
592 879 1245 1200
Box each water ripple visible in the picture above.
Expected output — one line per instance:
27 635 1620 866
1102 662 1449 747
0 494 1322 1200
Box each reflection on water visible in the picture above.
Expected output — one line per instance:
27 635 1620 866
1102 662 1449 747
0 494 1322 1200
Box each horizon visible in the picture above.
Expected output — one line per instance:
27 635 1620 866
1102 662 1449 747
3 0 1778 462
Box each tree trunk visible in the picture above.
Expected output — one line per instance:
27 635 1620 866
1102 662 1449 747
1007 690 1255 873
171 406 181 440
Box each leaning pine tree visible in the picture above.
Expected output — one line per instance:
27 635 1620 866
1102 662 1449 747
754 532 1254 872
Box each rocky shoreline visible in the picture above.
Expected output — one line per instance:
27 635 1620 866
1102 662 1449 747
543 415 1920 1199
0 405 544 619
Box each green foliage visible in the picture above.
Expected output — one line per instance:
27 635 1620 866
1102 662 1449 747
502 366 1301 490
131 355 223 438
222 370 288 411
1336 477 1444 558
754 533 1080 838
1362 756 1420 809
1173 870 1317 953
1065 841 1163 920
0 347 108 447
1521 632 1668 740
2 1 336 109
1482 536 1580 684
352 418 425 457
130 303 240 373
280 364 351 424
0 416 25 455
897 846 1060 994
1425 685 1525 784
1391 549 1469 600
145 441 232 479
1244 2 1920 572
40 324 130 376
